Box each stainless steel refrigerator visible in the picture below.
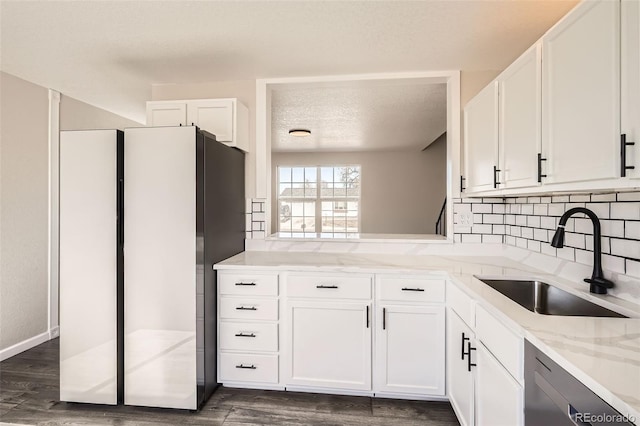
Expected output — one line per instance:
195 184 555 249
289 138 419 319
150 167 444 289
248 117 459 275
123 126 245 410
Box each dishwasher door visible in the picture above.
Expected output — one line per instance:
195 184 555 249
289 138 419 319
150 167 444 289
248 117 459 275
524 340 634 426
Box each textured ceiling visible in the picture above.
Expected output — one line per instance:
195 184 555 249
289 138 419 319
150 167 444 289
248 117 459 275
0 1 578 122
271 81 447 152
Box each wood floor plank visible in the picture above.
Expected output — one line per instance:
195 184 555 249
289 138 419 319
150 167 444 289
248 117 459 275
0 339 459 426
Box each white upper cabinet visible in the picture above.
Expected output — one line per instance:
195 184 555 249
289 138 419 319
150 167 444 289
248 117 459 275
498 43 542 189
146 98 249 152
622 0 640 177
542 0 620 184
464 82 499 193
146 102 187 127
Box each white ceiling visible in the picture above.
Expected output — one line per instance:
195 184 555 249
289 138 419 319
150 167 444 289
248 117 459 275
271 81 447 152
0 1 578 123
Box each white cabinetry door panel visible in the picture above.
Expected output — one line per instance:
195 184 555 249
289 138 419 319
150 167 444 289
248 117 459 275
446 310 475 426
375 305 445 396
623 0 640 177
59 130 119 405
542 0 620 184
286 301 371 390
146 102 187 127
464 82 499 193
499 43 541 189
187 99 234 142
476 343 524 426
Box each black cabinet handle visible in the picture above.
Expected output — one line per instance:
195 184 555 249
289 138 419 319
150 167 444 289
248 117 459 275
460 175 466 193
235 332 256 338
235 364 256 369
235 282 256 286
382 307 386 330
316 285 338 289
366 305 369 328
493 166 501 188
621 134 636 177
467 342 477 372
236 306 257 311
537 153 547 183
461 333 470 360
401 287 425 292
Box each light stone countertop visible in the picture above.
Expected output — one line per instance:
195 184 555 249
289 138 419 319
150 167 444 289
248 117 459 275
216 250 640 422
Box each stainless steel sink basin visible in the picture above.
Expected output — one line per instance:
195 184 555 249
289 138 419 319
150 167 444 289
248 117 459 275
478 279 627 318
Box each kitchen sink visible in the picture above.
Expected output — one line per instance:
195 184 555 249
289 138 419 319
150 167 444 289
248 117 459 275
478 279 627 318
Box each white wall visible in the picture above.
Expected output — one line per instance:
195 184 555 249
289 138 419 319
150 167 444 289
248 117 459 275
151 80 257 198
0 71 143 355
60 95 141 130
0 72 50 351
271 134 446 234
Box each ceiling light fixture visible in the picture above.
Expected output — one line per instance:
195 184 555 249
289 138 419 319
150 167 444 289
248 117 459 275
289 129 311 137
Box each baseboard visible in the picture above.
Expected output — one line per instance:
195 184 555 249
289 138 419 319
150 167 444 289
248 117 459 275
49 326 60 339
0 329 55 361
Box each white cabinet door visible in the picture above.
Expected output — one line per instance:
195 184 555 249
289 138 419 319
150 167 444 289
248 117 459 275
464 82 499 193
187 99 234 142
476 343 523 426
542 0 620 184
285 300 371 391
446 309 475 426
375 305 445 396
499 43 541 189
146 101 187 127
623 0 640 177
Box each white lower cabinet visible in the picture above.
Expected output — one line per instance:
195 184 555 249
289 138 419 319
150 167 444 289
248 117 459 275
285 300 372 391
447 309 475 426
475 343 524 426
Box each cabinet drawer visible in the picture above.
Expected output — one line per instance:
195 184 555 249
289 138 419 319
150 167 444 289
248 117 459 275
377 276 445 303
447 281 475 327
286 274 372 299
220 321 278 352
475 305 523 383
219 353 278 384
220 297 278 321
219 272 278 296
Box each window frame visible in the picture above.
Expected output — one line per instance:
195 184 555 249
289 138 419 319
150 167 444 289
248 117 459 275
276 165 361 235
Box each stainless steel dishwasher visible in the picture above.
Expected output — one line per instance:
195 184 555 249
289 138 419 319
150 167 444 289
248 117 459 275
525 340 635 425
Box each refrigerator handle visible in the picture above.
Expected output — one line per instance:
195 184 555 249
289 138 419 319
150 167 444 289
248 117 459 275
118 178 124 246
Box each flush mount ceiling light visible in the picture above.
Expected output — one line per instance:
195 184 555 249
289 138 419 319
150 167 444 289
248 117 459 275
289 129 311 137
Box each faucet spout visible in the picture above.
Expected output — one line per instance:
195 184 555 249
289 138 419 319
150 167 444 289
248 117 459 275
550 207 614 294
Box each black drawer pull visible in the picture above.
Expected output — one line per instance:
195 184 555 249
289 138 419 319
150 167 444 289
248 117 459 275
236 364 256 369
235 282 256 286
316 285 338 289
401 287 425 292
235 332 256 338
461 332 470 360
467 342 476 372
236 306 257 311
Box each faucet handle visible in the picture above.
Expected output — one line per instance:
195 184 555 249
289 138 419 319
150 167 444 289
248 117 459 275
584 277 614 294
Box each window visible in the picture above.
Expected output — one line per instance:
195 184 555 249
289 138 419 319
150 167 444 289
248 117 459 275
277 166 360 236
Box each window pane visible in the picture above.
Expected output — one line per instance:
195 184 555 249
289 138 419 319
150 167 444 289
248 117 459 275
279 183 291 197
279 167 291 182
292 167 305 183
304 184 317 198
321 187 333 197
321 167 334 183
334 167 347 182
305 167 317 182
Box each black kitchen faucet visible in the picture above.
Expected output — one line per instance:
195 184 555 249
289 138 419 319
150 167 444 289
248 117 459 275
550 207 614 294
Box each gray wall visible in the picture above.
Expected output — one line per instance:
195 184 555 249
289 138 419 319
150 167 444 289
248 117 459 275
271 134 446 235
0 72 50 351
0 71 141 353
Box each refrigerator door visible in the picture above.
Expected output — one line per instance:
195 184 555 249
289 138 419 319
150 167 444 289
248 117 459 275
59 129 121 405
124 126 197 410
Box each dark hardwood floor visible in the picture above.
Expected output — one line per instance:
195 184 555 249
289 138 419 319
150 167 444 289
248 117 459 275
0 339 459 425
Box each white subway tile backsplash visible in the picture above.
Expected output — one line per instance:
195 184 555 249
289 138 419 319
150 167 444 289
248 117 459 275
516 237 528 248
505 214 516 225
461 234 482 243
516 216 527 226
541 244 557 257
602 254 625 274
548 203 566 216
564 232 586 249
585 202 609 219
510 226 522 237
482 197 504 203
625 221 640 240
521 227 534 239
472 224 493 234
482 234 504 243
569 194 591 202
527 216 541 228
533 204 548 216
616 191 640 201
472 203 492 213
625 259 640 278
557 247 576 261
601 220 625 238
540 196 552 203
575 249 592 266
483 214 504 224
473 214 483 223
527 240 541 252
505 235 516 245
591 193 616 202
493 204 506 214
541 216 557 230
493 224 506 235
511 204 522 214
528 197 541 204
574 218 592 234
534 228 548 242
552 195 570 203
521 204 534 215
610 238 640 259
611 202 640 220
